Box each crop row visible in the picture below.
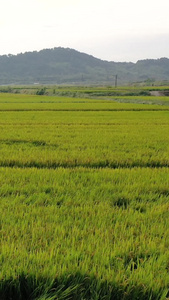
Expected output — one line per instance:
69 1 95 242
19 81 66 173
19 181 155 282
1 102 169 112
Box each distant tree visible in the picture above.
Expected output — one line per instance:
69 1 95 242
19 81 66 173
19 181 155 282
36 87 46 95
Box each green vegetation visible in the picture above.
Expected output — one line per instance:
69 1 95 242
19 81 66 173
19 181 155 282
0 90 169 299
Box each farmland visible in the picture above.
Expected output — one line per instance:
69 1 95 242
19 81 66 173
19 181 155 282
0 90 169 299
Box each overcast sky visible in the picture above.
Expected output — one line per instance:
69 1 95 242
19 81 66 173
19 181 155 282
1 0 169 62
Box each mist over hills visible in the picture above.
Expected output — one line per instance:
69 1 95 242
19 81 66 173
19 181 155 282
0 47 169 85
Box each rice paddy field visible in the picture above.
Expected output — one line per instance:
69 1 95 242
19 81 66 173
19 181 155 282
0 90 169 299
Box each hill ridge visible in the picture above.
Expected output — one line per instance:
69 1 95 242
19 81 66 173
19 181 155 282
0 47 169 85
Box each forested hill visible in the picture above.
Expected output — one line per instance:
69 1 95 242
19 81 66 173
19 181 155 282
0 47 169 85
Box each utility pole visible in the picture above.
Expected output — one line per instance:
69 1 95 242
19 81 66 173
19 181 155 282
115 74 117 88
111 74 118 88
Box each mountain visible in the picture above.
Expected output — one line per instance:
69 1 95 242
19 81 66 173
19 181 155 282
0 47 169 85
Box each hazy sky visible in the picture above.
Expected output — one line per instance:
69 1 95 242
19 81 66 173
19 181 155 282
1 0 169 62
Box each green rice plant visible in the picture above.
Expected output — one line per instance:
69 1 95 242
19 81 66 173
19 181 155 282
0 92 169 299
0 110 169 169
0 167 169 299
